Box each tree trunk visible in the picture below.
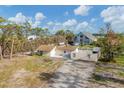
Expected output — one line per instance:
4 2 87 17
0 45 3 60
10 39 14 60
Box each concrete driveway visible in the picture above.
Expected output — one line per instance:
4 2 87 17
48 60 95 88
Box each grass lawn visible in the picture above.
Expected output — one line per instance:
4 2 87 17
0 55 63 88
93 55 124 86
114 55 124 67
79 45 95 49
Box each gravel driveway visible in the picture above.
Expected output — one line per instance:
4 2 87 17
48 60 95 88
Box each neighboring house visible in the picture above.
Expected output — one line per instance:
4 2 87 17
74 32 97 45
27 35 38 41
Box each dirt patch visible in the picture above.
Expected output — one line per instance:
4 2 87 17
7 68 34 87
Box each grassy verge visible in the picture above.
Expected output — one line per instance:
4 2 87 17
114 55 124 67
92 55 124 86
0 56 63 87
79 45 95 49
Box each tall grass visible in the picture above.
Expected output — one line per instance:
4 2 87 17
0 56 63 87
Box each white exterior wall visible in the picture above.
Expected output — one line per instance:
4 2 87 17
49 47 56 57
49 47 63 58
71 49 99 62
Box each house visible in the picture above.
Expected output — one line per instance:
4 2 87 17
36 44 100 61
36 45 55 57
71 47 100 62
36 45 78 58
27 35 38 41
74 32 97 45
55 46 78 58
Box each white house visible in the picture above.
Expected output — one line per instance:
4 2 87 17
71 47 100 62
27 35 38 41
36 45 55 56
36 45 78 58
36 44 100 61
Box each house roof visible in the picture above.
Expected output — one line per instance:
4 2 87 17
78 32 97 41
36 45 55 52
84 32 97 41
56 45 77 52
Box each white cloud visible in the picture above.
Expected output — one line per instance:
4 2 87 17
8 12 46 28
77 21 88 28
35 12 46 21
46 19 94 34
63 19 77 27
91 18 97 23
101 6 124 32
8 12 27 24
76 21 92 32
32 21 41 28
31 12 46 28
46 21 63 34
47 21 54 26
64 11 69 16
74 5 91 16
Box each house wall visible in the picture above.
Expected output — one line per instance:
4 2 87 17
71 49 99 62
49 47 56 57
75 34 93 45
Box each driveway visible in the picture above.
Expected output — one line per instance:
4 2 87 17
48 60 95 88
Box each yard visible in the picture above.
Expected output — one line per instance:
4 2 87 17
0 55 63 88
91 55 124 87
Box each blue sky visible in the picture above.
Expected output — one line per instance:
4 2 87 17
0 5 123 33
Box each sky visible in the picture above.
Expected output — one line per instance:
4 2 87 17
0 5 124 34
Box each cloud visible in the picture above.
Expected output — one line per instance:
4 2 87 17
76 21 88 30
75 21 94 33
91 18 97 23
74 5 91 16
8 12 46 28
47 19 94 34
35 12 46 21
8 12 27 24
31 12 46 28
47 21 54 26
32 21 41 28
64 11 69 16
63 19 77 27
101 6 124 32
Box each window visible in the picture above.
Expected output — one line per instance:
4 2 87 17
73 53 76 58
64 51 66 53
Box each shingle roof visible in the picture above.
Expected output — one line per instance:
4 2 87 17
56 45 77 52
36 45 55 52
84 32 97 41
78 32 97 41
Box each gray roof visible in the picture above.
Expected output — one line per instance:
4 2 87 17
78 32 97 41
83 32 97 41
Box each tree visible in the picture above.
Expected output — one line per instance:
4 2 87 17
96 24 123 62
55 30 66 45
0 17 6 59
55 29 66 36
65 30 75 45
